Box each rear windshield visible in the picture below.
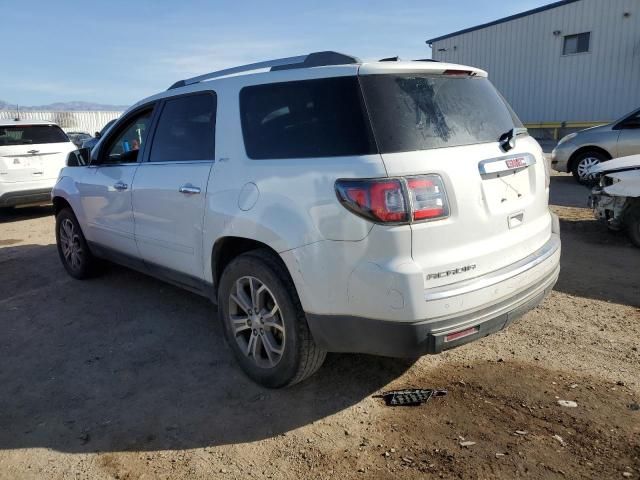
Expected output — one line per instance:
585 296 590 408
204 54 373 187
0 125 69 146
240 77 376 159
360 74 522 153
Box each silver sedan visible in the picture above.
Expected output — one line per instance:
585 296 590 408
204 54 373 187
551 107 640 184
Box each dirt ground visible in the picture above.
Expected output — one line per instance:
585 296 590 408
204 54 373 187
0 173 638 479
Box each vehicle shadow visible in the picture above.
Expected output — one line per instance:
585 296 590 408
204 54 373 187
549 175 591 208
0 244 414 454
0 205 54 224
554 220 640 307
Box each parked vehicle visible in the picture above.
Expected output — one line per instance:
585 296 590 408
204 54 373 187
551 107 640 184
589 155 640 247
52 51 561 387
0 120 76 208
81 119 116 150
66 131 93 148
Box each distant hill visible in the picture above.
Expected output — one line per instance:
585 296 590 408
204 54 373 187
0 100 128 111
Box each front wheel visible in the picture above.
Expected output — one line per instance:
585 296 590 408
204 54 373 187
218 249 326 388
571 151 608 185
55 208 96 279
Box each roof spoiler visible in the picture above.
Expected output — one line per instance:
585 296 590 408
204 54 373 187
168 51 360 90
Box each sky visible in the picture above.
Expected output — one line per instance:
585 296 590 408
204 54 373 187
1 0 552 106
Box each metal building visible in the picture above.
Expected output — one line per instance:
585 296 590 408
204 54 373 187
427 0 640 137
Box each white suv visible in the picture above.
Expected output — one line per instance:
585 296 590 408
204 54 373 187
1 120 76 208
52 51 561 387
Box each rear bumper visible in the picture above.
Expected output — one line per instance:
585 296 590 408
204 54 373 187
0 187 52 207
307 233 560 357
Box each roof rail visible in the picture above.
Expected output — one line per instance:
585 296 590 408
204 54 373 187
168 51 360 90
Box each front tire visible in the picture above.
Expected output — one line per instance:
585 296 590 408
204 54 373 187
571 151 608 185
55 208 96 279
218 249 326 388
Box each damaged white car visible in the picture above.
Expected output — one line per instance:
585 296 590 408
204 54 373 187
589 155 640 247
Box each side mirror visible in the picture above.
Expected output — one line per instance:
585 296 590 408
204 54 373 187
95 131 102 138
66 147 91 167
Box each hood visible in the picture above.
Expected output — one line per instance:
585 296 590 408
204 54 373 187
578 123 611 134
589 155 640 175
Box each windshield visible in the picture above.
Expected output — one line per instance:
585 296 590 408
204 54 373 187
0 125 69 146
359 74 523 153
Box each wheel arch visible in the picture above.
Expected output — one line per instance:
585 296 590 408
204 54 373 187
52 196 72 216
568 146 612 173
210 236 292 297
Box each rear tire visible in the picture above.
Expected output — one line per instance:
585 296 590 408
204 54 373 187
218 249 326 388
571 150 609 185
55 208 97 279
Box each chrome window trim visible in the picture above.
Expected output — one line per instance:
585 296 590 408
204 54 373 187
140 160 215 166
88 163 139 168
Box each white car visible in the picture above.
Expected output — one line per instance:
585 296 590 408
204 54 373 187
589 155 640 247
0 120 76 208
52 51 561 387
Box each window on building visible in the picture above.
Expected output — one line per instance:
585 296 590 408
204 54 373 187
563 32 590 55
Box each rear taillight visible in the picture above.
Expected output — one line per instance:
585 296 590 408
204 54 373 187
335 175 449 224
337 178 408 223
407 176 448 220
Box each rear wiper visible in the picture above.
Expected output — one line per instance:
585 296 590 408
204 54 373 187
499 128 515 152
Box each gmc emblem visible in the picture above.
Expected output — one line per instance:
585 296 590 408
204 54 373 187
505 158 526 169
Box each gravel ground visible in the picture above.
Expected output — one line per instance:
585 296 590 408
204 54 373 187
0 174 638 479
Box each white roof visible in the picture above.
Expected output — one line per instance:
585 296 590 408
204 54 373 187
0 119 60 127
132 59 489 111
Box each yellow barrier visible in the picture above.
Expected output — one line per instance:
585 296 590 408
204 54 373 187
524 121 608 140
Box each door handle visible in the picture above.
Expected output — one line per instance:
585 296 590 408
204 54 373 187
179 184 201 195
113 181 128 191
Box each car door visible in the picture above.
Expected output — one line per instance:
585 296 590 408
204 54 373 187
77 106 155 257
616 111 640 158
132 91 217 283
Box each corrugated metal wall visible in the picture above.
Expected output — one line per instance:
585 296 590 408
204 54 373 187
0 111 122 135
431 0 640 124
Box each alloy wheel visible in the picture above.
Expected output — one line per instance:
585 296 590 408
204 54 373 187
577 156 600 181
59 218 83 271
228 276 285 368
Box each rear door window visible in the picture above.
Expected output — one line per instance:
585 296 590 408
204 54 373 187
0 125 69 146
359 74 522 153
148 93 217 162
240 77 376 159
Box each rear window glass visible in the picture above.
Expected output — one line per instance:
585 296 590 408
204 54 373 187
240 77 376 159
0 125 69 146
359 74 522 153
